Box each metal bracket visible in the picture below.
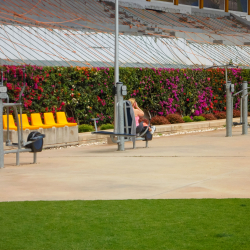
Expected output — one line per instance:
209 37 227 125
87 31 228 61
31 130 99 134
90 118 99 132
230 84 235 93
0 86 7 93
0 93 8 99
121 85 127 96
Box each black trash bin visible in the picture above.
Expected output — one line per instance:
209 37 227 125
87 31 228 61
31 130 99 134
26 132 45 152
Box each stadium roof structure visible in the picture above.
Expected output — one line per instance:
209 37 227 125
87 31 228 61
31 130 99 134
1 0 250 68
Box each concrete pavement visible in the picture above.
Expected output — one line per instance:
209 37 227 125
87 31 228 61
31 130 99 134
1 126 250 202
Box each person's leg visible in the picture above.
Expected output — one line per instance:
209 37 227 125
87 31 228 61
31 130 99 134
142 122 156 134
142 125 155 135
143 122 152 131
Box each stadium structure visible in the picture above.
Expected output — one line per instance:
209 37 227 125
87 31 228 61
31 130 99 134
1 0 250 68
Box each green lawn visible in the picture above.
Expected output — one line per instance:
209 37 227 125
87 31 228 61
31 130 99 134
0 199 250 250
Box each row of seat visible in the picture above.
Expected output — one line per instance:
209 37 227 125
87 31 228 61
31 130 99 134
3 112 77 131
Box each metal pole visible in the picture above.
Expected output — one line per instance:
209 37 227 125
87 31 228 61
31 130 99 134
226 74 232 137
2 70 11 144
0 69 4 168
19 68 25 146
117 82 124 151
114 0 119 134
232 90 234 123
33 153 37 164
242 81 248 135
240 97 242 123
13 106 21 166
6 96 10 144
0 99 4 168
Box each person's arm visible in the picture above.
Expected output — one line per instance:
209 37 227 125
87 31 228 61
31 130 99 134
134 102 144 117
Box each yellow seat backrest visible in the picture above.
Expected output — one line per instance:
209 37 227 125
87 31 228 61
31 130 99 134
31 113 43 126
56 112 68 124
3 114 16 129
18 114 30 127
44 113 56 125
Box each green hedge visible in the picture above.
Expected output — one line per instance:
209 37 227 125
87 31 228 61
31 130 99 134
1 65 249 125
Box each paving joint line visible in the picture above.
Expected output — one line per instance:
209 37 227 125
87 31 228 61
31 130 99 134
145 168 245 199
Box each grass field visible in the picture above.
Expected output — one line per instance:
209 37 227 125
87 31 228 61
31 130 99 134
1 199 250 250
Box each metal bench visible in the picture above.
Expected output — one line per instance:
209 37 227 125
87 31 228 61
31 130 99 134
91 117 136 145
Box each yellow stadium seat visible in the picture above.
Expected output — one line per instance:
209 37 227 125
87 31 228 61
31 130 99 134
31 113 53 129
56 112 77 127
2 114 17 131
44 113 65 128
18 114 40 130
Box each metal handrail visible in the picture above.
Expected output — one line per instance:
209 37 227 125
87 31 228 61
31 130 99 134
233 87 250 97
3 103 22 107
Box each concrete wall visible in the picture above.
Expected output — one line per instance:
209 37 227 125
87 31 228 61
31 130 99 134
3 126 78 146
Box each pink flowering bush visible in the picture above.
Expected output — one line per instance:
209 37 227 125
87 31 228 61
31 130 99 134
0 65 249 125
67 117 76 123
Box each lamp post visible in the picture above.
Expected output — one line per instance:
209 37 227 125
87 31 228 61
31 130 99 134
114 0 125 151
114 0 119 135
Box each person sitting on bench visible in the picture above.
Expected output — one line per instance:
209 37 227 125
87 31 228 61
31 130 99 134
129 98 156 135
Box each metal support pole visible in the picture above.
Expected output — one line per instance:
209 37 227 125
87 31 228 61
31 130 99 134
94 120 98 132
16 151 20 166
232 91 234 123
242 81 248 135
0 99 4 168
6 96 10 144
13 106 21 166
240 97 242 123
19 68 25 146
0 69 4 168
116 82 124 151
226 79 233 137
33 153 37 164
114 0 119 133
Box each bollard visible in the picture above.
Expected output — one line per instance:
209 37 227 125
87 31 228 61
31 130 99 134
242 81 248 135
116 82 125 151
226 80 233 137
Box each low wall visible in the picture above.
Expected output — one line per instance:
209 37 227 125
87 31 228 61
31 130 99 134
3 126 78 148
77 117 250 145
155 119 229 133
